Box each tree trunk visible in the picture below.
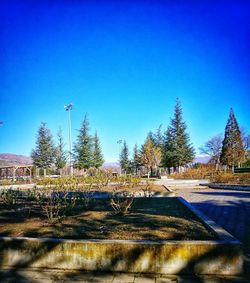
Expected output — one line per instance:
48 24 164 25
215 162 219 171
43 168 46 177
150 166 153 177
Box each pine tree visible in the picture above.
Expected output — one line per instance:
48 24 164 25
92 131 104 168
31 122 56 176
141 134 162 177
163 99 195 170
153 125 164 148
55 128 67 172
132 144 141 175
220 108 245 168
163 126 175 170
119 141 130 173
73 114 93 170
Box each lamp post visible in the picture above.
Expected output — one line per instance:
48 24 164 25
117 139 123 175
64 103 73 176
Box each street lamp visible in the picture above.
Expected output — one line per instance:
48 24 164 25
64 103 73 176
117 139 123 175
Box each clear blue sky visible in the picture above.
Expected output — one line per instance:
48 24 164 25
0 0 249 162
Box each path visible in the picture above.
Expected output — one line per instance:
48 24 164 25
159 180 250 278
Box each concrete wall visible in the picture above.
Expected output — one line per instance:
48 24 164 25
0 237 242 275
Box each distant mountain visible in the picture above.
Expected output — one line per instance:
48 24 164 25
102 162 120 169
193 155 210 164
0 153 33 166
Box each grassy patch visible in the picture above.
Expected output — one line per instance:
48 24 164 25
0 198 216 241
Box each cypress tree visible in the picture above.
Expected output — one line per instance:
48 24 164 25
92 131 104 168
163 126 175 170
119 141 130 173
132 144 141 175
73 114 93 170
164 99 195 170
153 125 164 148
31 122 56 176
220 108 245 168
55 127 67 172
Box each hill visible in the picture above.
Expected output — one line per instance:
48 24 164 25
0 153 33 166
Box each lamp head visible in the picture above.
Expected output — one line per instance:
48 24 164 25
64 103 73 111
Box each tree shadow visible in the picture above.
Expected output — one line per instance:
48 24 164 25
0 196 248 282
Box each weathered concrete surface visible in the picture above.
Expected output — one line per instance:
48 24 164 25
0 237 242 275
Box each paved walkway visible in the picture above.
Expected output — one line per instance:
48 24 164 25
168 185 250 256
161 183 250 278
1 184 250 282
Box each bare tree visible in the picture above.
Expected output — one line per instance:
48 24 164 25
199 134 223 169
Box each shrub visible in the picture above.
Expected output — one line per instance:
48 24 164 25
210 172 250 184
141 181 154 197
110 195 134 216
0 188 21 206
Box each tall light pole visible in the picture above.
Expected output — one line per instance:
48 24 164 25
64 103 73 176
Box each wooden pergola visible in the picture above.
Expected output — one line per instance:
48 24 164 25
0 165 32 181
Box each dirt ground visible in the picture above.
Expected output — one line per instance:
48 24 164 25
0 197 216 241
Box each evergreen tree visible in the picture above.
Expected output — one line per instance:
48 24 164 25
163 99 195 170
55 128 67 172
153 125 164 148
220 108 245 168
119 141 130 173
73 114 93 170
31 122 56 176
141 134 162 177
92 131 104 168
163 126 175 170
132 144 141 175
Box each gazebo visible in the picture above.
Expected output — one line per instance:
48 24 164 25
0 165 32 182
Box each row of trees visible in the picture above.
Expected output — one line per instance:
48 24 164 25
31 102 248 176
200 108 250 169
119 99 195 175
120 102 249 176
31 115 104 175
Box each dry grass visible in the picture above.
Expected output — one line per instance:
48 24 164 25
0 198 216 241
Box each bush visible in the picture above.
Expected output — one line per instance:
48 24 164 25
210 172 250 184
171 167 215 180
0 188 21 206
171 167 250 184
110 193 134 216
